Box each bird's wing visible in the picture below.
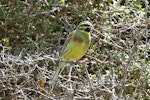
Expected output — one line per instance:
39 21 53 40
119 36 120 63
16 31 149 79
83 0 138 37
60 30 75 57
52 31 75 82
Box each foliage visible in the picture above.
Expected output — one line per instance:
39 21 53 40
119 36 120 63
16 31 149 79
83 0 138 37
0 0 149 99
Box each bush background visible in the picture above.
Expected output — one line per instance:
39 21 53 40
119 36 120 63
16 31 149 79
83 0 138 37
0 0 150 99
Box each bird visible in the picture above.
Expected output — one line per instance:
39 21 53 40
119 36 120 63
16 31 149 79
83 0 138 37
53 21 93 82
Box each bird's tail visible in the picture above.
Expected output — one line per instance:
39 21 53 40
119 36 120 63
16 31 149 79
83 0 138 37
53 62 66 82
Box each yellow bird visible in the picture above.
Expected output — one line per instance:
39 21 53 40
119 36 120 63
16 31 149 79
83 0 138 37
53 21 93 81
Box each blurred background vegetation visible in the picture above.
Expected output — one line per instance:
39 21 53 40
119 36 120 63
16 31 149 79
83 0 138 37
0 0 150 99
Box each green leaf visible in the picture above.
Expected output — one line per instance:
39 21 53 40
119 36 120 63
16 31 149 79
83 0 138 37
60 0 65 3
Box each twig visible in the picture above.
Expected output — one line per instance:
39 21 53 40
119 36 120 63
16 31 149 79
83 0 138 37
84 65 96 100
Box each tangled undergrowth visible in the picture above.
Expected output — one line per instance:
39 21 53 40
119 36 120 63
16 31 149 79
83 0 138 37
0 0 150 99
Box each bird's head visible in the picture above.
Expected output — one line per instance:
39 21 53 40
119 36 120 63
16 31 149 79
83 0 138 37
77 21 93 33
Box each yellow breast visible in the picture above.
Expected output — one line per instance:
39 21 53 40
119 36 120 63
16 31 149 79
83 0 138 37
62 40 90 61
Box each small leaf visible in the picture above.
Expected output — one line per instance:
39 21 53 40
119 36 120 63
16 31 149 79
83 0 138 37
60 0 65 3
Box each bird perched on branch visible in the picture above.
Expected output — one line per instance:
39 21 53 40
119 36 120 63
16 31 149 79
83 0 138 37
53 21 93 82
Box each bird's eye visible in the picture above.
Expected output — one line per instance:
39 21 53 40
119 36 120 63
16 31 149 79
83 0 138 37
80 24 90 27
83 24 90 27
79 24 91 32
